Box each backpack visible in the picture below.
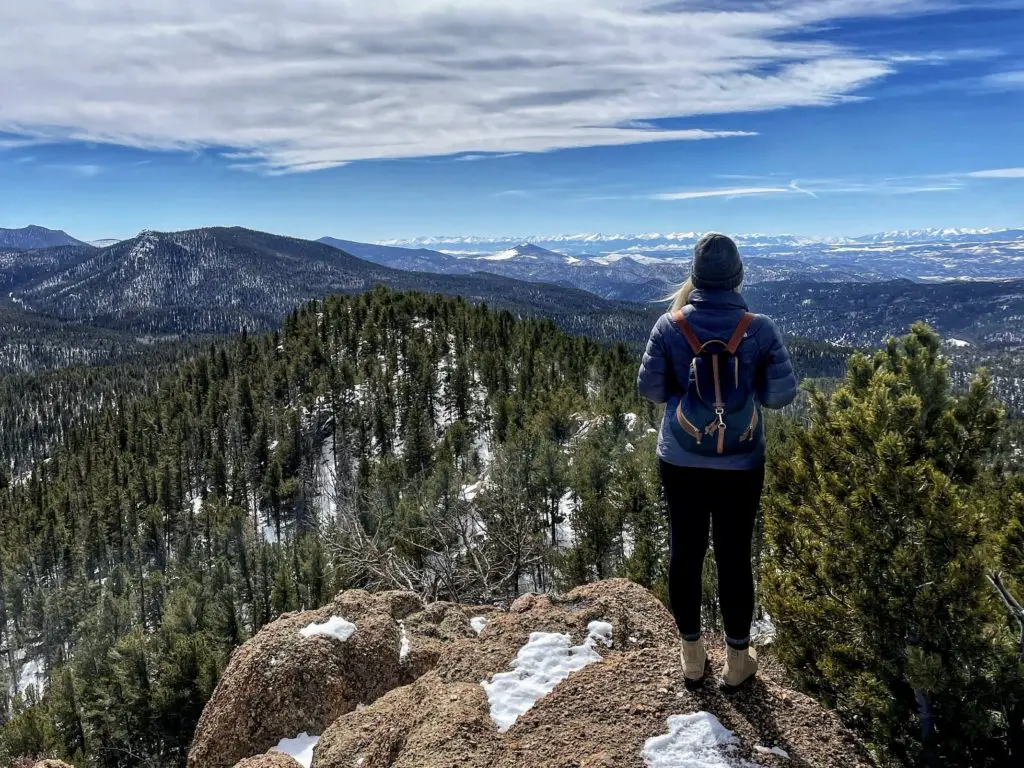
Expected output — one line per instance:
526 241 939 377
667 310 762 457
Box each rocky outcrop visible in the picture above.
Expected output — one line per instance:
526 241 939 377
190 579 875 768
189 589 481 768
32 761 76 768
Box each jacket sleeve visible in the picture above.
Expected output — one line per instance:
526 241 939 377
755 316 798 410
637 314 672 404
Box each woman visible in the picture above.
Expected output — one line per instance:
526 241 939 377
637 233 797 691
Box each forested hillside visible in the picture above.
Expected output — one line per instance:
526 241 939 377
1 288 1020 768
0 288 676 767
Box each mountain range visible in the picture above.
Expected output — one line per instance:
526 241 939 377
322 230 1024 301
1 227 652 344
4 224 1024 354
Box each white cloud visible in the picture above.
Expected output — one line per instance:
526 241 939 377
653 186 791 200
966 167 1024 178
0 0 979 172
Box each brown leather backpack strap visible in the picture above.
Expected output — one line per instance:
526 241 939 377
726 312 755 354
672 310 702 355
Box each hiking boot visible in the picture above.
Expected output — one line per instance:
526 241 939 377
680 637 707 688
720 645 758 692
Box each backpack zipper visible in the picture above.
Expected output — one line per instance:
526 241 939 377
675 403 702 444
740 407 759 442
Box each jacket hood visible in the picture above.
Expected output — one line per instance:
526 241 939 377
687 288 748 311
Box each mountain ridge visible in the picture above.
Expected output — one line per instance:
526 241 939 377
0 225 89 250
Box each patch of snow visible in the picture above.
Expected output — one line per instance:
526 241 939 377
751 614 776 646
642 712 763 768
16 657 45 697
754 745 790 759
461 479 484 502
399 620 410 661
482 622 613 732
316 439 338 521
260 518 281 544
946 338 971 347
556 491 578 548
470 616 489 634
300 616 357 643
587 620 613 648
271 732 319 768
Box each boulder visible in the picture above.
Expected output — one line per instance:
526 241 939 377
313 672 499 768
32 762 75 768
188 590 420 768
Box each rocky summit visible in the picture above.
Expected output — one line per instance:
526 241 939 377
183 579 873 768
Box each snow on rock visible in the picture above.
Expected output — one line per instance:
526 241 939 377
755 745 790 759
270 732 320 768
300 616 356 643
947 338 971 347
642 711 764 768
399 620 410 661
470 616 489 635
481 621 612 732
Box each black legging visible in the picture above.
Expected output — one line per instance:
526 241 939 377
659 459 765 646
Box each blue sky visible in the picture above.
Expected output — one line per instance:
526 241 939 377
1 0 1023 242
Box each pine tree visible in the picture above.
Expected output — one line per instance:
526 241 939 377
763 325 1024 765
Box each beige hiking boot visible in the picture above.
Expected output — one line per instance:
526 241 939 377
680 637 707 688
720 645 758 692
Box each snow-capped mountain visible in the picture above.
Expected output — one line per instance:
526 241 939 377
320 226 1024 302
475 243 569 263
88 238 121 248
380 228 1024 256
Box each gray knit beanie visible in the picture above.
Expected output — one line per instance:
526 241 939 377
691 233 743 291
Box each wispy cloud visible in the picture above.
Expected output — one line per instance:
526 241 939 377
0 0 985 172
454 153 524 162
979 70 1024 90
45 163 104 177
0 136 50 150
652 175 967 201
966 167 1024 178
653 186 791 201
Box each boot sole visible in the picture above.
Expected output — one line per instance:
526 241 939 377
683 675 706 690
718 674 755 694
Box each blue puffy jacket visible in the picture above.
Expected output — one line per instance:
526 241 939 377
637 288 798 469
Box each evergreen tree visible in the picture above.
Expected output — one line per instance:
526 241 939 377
763 325 1024 765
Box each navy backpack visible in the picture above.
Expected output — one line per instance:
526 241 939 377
668 309 762 456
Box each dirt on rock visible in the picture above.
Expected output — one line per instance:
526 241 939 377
314 671 500 768
231 754 303 768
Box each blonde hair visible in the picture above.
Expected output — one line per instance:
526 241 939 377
668 279 694 312
665 278 743 312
